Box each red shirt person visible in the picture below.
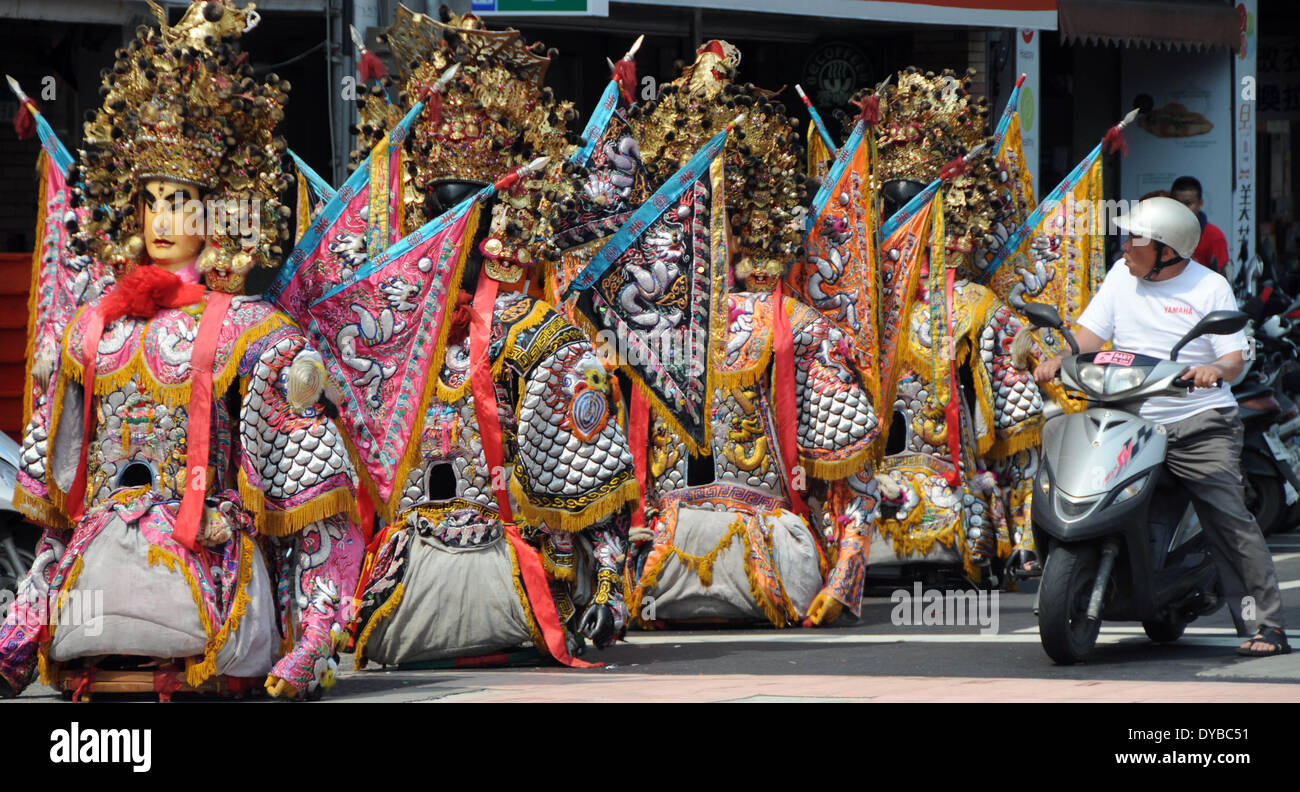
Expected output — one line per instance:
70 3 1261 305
1171 175 1230 272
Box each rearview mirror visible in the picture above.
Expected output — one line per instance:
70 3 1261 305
1020 302 1078 355
1170 310 1250 362
1021 302 1063 331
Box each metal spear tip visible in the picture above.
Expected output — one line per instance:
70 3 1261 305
6 74 27 102
606 57 617 73
1119 107 1141 128
623 34 645 61
727 113 746 130
434 63 460 91
349 24 367 53
525 155 552 173
874 74 893 96
964 142 987 160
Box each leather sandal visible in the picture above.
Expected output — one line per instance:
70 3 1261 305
1237 626 1292 657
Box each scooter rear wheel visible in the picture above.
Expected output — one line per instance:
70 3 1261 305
1243 466 1285 536
1038 544 1102 664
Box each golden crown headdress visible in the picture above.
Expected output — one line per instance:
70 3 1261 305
68 0 293 293
629 40 807 287
856 67 1006 274
354 6 577 281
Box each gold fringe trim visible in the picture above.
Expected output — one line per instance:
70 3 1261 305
22 150 48 428
986 423 1043 461
627 508 678 625
186 533 255 688
13 487 72 532
712 297 783 392
570 307 712 457
146 544 216 646
59 308 292 410
508 470 640 534
237 467 360 537
742 536 792 628
353 582 404 669
295 171 311 243
799 441 875 482
38 553 84 687
508 540 547 651
664 515 747 589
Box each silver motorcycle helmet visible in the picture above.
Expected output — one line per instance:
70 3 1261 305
1114 196 1203 280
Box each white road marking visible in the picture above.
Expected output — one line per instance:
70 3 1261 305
617 632 1243 647
1011 625 1237 635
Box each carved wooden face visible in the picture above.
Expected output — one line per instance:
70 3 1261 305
141 179 206 268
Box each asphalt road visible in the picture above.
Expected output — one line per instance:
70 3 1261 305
11 533 1300 703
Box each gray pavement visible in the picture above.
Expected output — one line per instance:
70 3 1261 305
9 534 1300 702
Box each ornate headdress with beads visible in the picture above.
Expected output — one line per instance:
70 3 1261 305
628 40 807 290
68 1 294 294
854 67 1006 275
355 7 577 283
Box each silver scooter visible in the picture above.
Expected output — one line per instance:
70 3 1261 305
1022 303 1250 664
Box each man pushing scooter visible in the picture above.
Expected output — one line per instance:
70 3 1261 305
1034 196 1289 658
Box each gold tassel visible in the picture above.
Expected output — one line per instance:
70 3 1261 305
237 468 361 537
798 442 876 482
186 534 255 688
508 541 547 651
58 310 290 409
13 488 72 532
22 150 48 428
508 472 640 534
38 553 85 687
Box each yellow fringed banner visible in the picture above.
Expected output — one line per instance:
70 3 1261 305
363 206 480 524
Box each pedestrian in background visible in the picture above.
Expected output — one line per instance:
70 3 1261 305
1171 175 1230 273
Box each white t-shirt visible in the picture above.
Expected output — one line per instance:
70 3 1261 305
1076 259 1246 424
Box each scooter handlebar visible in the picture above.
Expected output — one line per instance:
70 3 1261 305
1173 375 1223 390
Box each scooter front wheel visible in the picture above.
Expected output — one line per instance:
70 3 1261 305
1038 544 1102 664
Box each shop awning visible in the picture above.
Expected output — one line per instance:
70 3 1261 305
1059 0 1241 52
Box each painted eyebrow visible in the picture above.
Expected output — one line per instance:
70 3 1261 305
142 186 161 205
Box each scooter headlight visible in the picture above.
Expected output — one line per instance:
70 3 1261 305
1077 362 1105 393
1106 366 1146 395
1111 474 1148 506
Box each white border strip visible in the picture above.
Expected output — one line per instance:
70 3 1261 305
475 0 611 17
615 0 1058 30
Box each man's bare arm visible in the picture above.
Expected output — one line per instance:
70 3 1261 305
1185 350 1244 389
1033 325 1107 383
